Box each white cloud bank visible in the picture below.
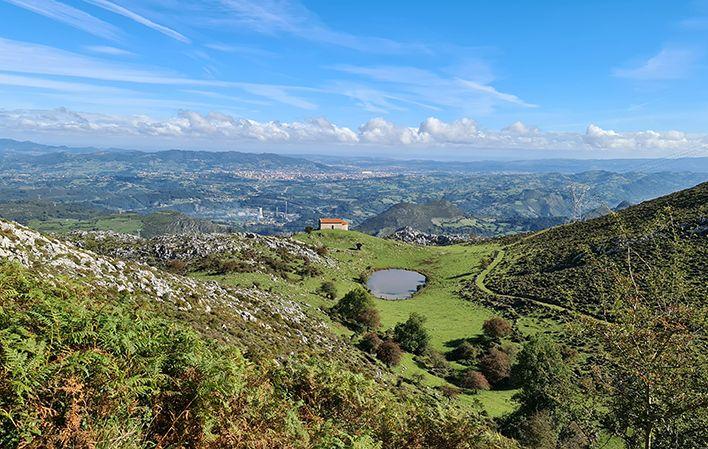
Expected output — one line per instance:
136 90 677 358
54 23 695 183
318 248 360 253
1 107 707 154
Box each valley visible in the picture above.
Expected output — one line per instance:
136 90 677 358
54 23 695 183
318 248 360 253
3 139 707 237
1 182 705 448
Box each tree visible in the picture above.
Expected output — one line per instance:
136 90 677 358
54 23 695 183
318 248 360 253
514 411 558 449
376 340 403 367
393 313 430 354
330 288 380 332
318 281 338 300
513 336 572 414
483 317 513 340
479 347 511 386
458 370 490 391
580 225 708 449
304 226 314 234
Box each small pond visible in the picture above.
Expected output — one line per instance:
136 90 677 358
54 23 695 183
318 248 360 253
366 269 426 300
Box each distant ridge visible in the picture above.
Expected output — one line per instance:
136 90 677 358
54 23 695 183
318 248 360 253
356 200 467 236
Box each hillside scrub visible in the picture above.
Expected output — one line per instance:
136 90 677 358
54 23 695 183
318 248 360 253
483 317 513 340
0 261 518 449
330 288 381 332
485 183 708 315
393 313 431 354
578 232 708 449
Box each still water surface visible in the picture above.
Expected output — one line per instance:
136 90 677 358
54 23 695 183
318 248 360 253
366 269 426 300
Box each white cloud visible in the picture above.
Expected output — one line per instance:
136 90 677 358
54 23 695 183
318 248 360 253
3 0 121 40
0 108 357 142
418 117 479 143
583 124 692 150
1 108 706 154
215 0 426 54
0 73 130 94
456 79 537 108
358 118 427 145
502 121 539 136
330 64 535 115
0 37 318 109
82 0 191 43
613 48 699 80
84 45 134 56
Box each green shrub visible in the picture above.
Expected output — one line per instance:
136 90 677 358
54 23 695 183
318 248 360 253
416 349 452 377
393 313 430 355
318 280 338 300
330 288 381 332
448 340 480 364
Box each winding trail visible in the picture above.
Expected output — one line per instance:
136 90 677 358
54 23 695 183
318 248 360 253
473 233 602 321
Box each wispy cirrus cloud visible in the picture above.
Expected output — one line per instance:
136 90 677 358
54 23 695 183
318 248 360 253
185 0 428 54
81 0 191 43
84 45 134 56
2 0 121 40
329 64 536 115
0 37 318 109
0 72 131 94
613 47 700 80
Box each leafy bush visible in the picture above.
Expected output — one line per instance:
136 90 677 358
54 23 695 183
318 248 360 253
393 313 430 355
318 280 338 300
483 317 513 340
448 341 480 365
330 288 381 332
513 411 558 449
416 349 452 377
376 340 403 367
458 370 491 391
359 332 383 354
512 336 572 414
479 347 512 386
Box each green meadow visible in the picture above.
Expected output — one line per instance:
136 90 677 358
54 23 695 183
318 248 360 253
198 229 561 417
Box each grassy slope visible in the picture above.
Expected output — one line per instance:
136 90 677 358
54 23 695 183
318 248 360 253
26 211 221 237
197 230 561 417
28 214 144 235
486 181 708 314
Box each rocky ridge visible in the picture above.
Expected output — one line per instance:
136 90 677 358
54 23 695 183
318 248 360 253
67 229 333 271
0 219 344 356
387 226 476 246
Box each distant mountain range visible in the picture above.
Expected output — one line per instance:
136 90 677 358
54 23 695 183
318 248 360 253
2 138 707 237
308 154 708 174
0 138 333 172
4 137 708 174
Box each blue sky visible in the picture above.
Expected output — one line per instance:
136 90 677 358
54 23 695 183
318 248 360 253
1 0 708 158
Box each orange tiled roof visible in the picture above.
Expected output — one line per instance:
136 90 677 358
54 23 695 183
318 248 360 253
319 218 348 224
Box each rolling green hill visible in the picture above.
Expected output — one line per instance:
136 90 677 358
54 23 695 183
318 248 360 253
3 208 225 238
0 219 516 449
356 200 472 236
484 182 707 315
